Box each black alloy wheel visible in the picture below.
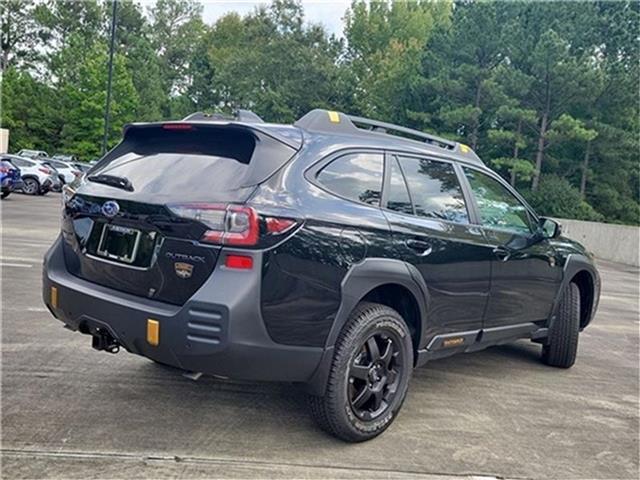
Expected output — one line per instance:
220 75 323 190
348 332 404 421
309 302 412 442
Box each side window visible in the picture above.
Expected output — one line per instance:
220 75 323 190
397 156 469 223
463 167 533 233
317 152 383 206
385 156 413 215
12 158 28 167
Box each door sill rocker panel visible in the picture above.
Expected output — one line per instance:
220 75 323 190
416 322 547 365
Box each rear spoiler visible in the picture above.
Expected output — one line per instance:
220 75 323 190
122 120 302 151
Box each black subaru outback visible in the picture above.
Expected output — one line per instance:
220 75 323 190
43 109 600 442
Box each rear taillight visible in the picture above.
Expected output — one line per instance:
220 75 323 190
168 203 299 247
265 217 296 234
168 203 259 246
39 167 50 174
0 166 9 173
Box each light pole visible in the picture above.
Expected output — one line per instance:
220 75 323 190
102 0 118 155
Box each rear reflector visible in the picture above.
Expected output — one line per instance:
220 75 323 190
147 319 160 346
225 255 253 270
50 286 58 308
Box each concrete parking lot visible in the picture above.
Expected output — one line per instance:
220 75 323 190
1 193 639 479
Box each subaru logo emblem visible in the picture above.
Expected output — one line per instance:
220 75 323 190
101 201 120 218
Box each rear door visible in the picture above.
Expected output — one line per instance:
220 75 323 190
381 154 492 337
461 166 562 327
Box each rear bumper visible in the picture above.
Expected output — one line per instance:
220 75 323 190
1 177 18 191
42 235 324 383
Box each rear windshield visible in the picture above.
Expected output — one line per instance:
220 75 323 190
91 124 296 194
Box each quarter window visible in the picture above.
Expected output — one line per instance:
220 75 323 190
463 167 533 233
317 152 383 206
397 156 469 223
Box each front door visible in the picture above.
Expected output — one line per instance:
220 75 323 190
461 166 562 328
381 155 492 338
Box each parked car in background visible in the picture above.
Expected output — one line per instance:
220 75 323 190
52 154 78 163
36 160 63 192
3 155 55 195
0 158 21 199
71 162 91 173
17 149 49 159
41 158 82 185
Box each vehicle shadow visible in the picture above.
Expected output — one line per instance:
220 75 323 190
104 339 547 445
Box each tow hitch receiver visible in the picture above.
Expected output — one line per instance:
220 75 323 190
92 328 120 354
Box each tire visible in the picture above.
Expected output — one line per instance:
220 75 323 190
22 177 40 195
309 302 413 442
1 191 9 199
542 282 580 368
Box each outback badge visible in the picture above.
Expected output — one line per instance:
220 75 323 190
174 262 193 279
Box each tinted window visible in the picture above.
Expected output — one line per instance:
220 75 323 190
91 125 295 194
48 160 67 169
317 153 383 206
10 158 31 167
397 156 468 223
385 156 413 214
464 168 532 233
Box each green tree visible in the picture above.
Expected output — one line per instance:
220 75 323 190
344 0 451 122
526 175 604 222
1 0 45 71
59 45 138 159
148 0 205 100
0 67 62 152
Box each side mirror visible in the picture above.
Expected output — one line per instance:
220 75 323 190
539 217 562 239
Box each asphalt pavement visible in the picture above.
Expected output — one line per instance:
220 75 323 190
1 193 638 479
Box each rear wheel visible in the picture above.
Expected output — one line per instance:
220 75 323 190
1 191 9 199
542 282 580 368
309 302 412 442
22 177 40 195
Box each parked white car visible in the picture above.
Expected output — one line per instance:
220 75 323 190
2 155 56 195
41 158 82 184
17 149 50 159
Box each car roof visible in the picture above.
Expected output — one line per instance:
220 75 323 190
172 109 485 168
3 154 34 162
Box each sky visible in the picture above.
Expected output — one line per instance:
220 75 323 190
199 1 351 37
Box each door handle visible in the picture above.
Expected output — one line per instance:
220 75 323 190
406 239 433 257
493 246 512 262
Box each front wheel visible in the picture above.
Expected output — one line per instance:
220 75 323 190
309 302 413 442
542 282 580 368
1 190 10 199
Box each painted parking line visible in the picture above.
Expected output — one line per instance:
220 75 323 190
0 263 34 268
0 256 40 263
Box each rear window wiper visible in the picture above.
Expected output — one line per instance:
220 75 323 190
87 174 134 192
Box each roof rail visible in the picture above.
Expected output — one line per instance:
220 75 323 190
183 109 264 123
294 109 484 164
348 115 456 150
